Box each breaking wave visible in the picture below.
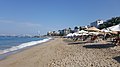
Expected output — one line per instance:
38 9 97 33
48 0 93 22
0 38 52 55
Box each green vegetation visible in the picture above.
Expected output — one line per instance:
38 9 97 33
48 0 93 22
98 16 120 29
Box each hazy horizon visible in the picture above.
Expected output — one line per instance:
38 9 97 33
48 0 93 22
0 0 120 35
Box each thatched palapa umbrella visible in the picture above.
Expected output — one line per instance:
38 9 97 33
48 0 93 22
85 27 101 32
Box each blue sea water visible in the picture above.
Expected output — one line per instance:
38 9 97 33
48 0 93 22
0 36 43 50
0 36 51 55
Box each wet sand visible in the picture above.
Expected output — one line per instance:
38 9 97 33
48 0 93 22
0 38 120 67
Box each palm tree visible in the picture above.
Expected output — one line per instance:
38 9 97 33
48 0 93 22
74 26 79 32
68 27 72 33
79 26 82 31
74 26 79 29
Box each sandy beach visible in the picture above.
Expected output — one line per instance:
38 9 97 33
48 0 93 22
0 38 120 67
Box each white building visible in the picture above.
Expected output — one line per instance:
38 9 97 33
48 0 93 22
90 20 104 28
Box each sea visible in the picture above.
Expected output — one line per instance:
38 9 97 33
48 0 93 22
0 36 51 59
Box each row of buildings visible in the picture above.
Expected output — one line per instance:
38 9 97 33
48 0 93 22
47 20 104 36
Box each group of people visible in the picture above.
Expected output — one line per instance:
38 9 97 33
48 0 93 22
67 32 120 46
112 32 120 46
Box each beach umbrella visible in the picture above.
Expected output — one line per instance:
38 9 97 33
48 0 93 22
110 31 118 34
85 27 101 32
100 28 112 35
107 24 120 34
88 32 99 35
101 28 118 34
82 33 89 35
108 24 120 31
101 28 111 33
73 33 81 36
78 30 88 34
66 33 74 37
66 33 82 37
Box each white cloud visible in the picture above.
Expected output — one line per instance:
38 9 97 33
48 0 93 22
21 22 41 27
0 19 46 35
0 20 14 23
0 20 41 27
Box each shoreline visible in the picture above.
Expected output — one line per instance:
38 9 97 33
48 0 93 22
0 37 52 60
0 38 120 67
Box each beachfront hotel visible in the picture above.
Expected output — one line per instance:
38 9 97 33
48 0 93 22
90 20 104 28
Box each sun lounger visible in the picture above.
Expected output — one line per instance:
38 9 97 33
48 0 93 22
112 37 120 46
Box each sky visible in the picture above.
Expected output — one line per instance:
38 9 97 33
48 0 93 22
0 0 120 35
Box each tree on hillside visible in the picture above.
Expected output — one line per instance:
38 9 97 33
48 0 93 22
74 26 79 29
98 16 120 29
79 26 82 31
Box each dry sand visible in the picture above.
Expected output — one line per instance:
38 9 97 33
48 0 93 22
0 38 120 67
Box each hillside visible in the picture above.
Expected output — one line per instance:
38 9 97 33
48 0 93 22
98 17 120 29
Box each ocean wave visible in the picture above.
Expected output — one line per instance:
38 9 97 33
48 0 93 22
0 37 52 55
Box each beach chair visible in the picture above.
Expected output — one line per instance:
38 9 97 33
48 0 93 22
115 38 120 46
87 35 98 43
112 37 120 46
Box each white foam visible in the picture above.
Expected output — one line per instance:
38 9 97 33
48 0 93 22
0 37 52 55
